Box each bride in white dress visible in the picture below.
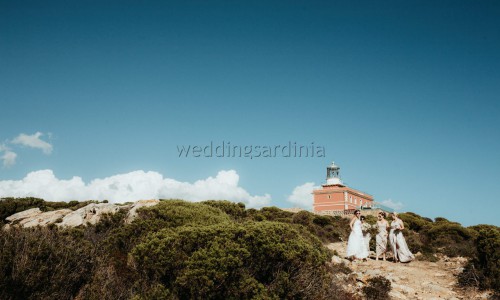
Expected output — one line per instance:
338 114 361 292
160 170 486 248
346 210 369 260
389 212 415 263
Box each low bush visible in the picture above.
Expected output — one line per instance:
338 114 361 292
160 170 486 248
458 225 500 297
201 200 247 221
0 227 93 300
398 212 432 232
362 276 391 300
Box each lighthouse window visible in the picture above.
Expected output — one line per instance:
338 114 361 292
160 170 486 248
328 195 331 199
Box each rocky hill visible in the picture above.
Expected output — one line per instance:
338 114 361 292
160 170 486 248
0 198 498 300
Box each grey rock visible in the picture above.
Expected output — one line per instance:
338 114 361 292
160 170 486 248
57 203 122 227
5 208 41 223
5 208 74 228
21 209 72 227
125 199 160 224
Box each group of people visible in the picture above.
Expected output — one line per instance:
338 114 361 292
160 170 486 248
346 210 414 263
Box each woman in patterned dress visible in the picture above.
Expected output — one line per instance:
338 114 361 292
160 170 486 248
376 212 389 261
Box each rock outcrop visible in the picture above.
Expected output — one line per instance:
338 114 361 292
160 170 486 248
2 200 161 229
5 207 42 224
24 209 73 227
125 199 160 224
57 203 123 227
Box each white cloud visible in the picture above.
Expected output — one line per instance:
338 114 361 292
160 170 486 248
0 169 271 208
286 182 319 209
1 151 17 167
0 145 17 167
380 199 404 211
11 132 53 154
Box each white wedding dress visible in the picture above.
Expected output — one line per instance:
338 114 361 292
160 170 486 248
347 219 369 259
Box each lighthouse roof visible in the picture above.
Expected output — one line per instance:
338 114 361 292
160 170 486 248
328 161 339 169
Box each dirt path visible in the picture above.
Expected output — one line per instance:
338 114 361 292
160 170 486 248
326 242 492 300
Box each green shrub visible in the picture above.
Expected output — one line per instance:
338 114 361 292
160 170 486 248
398 212 432 232
362 276 391 300
418 221 476 257
247 206 294 223
475 227 500 290
246 207 349 243
201 200 247 221
458 226 500 292
295 211 350 243
141 200 232 227
101 200 232 277
131 221 344 299
312 215 332 227
426 222 473 241
292 210 313 226
106 199 231 249
435 217 450 223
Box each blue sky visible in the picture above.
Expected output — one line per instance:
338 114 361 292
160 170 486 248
1 0 499 226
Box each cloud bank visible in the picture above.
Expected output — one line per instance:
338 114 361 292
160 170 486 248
11 132 53 154
287 182 319 209
0 169 271 208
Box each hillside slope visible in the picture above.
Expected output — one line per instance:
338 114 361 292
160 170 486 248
327 241 495 299
1 197 498 299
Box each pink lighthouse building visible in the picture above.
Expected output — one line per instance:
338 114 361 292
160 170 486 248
313 162 374 216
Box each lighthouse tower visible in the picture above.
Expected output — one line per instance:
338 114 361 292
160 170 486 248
326 161 343 186
313 161 374 216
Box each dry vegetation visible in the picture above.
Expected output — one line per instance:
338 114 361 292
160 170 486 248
0 198 498 299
